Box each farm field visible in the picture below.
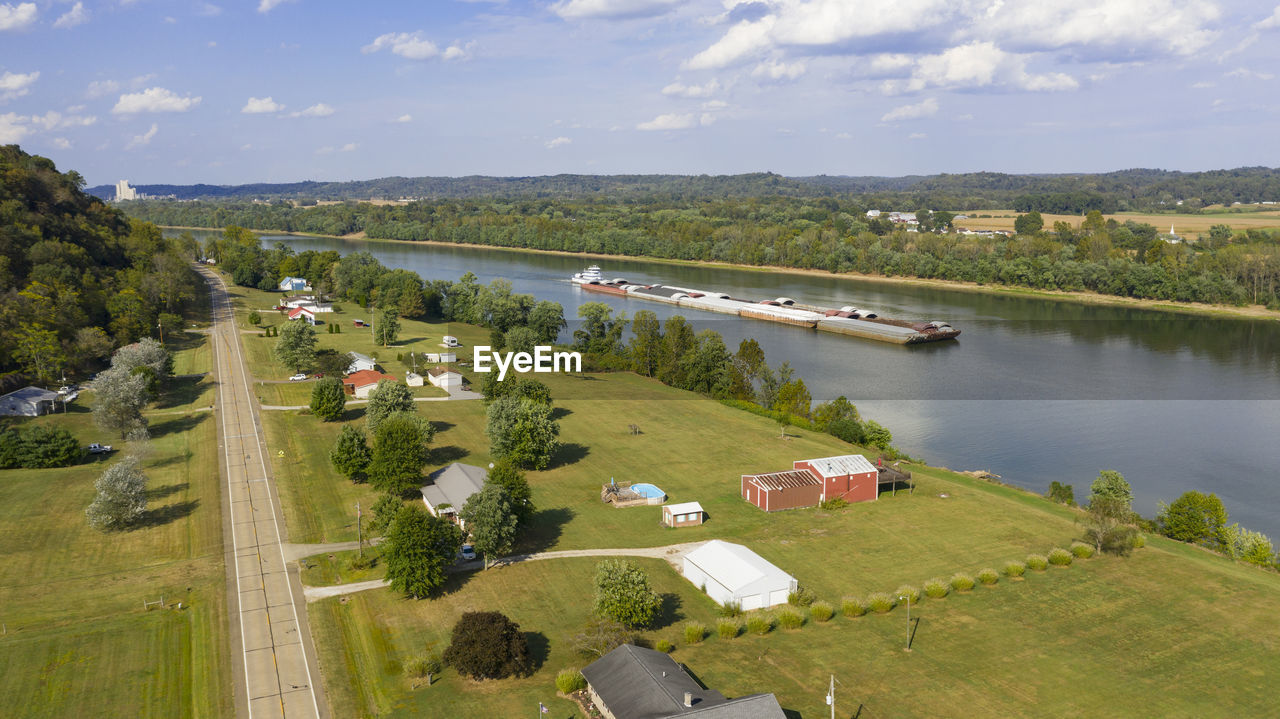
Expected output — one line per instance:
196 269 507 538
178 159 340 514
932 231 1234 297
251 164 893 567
0 333 231 719
955 209 1280 234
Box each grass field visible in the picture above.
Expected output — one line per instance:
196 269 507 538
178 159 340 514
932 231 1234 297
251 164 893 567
253 380 448 407
955 209 1280 234
0 332 231 718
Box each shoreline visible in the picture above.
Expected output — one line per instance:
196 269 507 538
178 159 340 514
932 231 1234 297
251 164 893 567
165 225 1280 321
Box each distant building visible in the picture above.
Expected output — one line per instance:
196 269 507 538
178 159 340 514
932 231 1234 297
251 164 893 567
662 501 705 528
278 277 310 292
342 370 396 398
287 306 316 325
0 386 59 416
421 463 488 528
346 352 376 375
427 366 463 389
115 180 137 202
742 453 880 511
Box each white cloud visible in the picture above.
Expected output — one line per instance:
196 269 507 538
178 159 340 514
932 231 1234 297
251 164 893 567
395 114 412 123
242 96 284 113
1225 67 1275 81
545 136 571 149
552 0 680 20
130 74 157 88
52 137 71 149
701 99 728 110
315 145 334 155
240 143 252 151
340 142 358 152
686 16 776 70
363 32 472 61
881 97 938 122
289 103 334 118
662 78 720 98
258 0 295 14
0 70 38 101
974 0 1221 57
1256 5 1280 30
112 87 202 114
751 59 805 80
1190 80 1215 88
889 42 1078 93
908 132 927 139
0 2 37 32
834 132 852 140
86 79 119 98
125 123 159 149
29 110 96 131
0 112 30 143
52 2 88 29
699 112 716 126
636 112 697 130
197 3 223 17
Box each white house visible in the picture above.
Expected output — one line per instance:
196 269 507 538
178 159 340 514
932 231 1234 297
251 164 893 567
427 366 463 389
347 352 376 374
682 540 797 610
343 370 396 399
287 306 316 325
0 386 59 417
421 463 488 528
279 276 309 292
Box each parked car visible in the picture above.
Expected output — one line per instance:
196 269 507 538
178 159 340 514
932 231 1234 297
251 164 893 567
313 372 324 378
459 544 477 561
289 373 307 381
88 443 113 454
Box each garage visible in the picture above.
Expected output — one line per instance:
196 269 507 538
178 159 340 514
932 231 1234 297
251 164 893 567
682 540 797 610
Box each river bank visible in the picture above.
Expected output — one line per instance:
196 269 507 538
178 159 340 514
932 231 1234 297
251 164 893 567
165 225 1280 322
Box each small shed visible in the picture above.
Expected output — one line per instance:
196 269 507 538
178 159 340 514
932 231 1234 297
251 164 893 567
662 501 705 528
0 386 59 417
287 306 316 325
405 372 424 387
278 276 309 292
682 540 797 610
438 352 457 363
347 352 376 374
422 352 440 363
427 366 462 389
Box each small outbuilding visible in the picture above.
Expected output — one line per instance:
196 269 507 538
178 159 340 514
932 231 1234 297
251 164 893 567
0 386 59 417
427 366 462 389
405 372 424 387
287 306 316 325
347 352 376 374
438 352 457 363
442 335 460 347
421 462 488 529
682 540 797 610
662 501 705 528
278 276 309 292
742 453 880 511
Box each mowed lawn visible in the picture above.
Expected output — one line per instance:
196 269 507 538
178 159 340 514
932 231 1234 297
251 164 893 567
0 343 230 718
955 209 1280 234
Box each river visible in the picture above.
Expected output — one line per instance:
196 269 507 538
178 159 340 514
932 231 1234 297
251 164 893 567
184 231 1280 537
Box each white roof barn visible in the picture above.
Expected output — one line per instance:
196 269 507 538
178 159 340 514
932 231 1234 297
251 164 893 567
682 540 797 610
804 454 877 478
0 386 59 416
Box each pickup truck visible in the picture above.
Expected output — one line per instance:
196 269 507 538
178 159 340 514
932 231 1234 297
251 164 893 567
88 443 113 454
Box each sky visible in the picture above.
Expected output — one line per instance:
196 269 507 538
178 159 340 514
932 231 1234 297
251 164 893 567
1 0 1279 186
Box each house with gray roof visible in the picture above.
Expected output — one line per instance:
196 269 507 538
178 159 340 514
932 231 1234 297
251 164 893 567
420 462 488 528
0 386 59 417
580 644 785 719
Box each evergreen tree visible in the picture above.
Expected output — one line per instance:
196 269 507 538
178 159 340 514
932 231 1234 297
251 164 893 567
309 377 347 421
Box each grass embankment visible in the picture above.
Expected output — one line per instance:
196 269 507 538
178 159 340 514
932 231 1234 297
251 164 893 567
262 362 1280 717
0 335 230 718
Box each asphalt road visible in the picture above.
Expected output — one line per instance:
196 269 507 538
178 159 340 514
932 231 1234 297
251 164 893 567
202 267 326 719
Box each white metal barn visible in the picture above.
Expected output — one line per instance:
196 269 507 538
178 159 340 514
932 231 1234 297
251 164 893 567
682 540 797 610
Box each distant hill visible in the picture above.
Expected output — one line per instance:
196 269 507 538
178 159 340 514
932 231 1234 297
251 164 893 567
87 167 1280 208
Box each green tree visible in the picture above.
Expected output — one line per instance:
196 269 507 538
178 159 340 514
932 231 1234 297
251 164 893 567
374 308 401 347
772 378 812 418
1080 496 1136 554
1158 491 1228 548
13 322 66 384
330 425 372 482
863 420 892 450
593 559 661 628
1222 525 1275 566
526 300 566 343
367 493 403 535
247 310 261 326
484 396 561 470
811 396 859 431
364 379 413 433
509 378 552 405
309 377 346 421
274 319 318 373
1014 211 1044 235
680 329 730 395
368 413 432 496
486 459 534 525
1089 470 1133 510
314 349 354 377
1047 481 1075 506
383 505 462 599
574 302 627 356
827 417 865 445
459 483 519 568
443 611 531 679
85 457 148 531
1 425 80 468
628 310 663 377
1207 223 1234 248
657 315 694 387
503 326 539 355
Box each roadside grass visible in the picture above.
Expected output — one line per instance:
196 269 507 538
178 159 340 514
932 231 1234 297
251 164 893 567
300 547 385 587
0 388 229 718
253 381 447 408
955 209 1280 234
167 329 212 376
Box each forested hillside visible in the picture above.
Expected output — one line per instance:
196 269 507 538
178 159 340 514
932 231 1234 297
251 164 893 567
0 146 201 384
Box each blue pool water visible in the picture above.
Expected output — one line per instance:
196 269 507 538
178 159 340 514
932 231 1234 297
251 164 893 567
629 483 665 499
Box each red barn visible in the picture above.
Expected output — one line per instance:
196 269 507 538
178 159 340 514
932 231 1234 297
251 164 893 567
742 454 880 511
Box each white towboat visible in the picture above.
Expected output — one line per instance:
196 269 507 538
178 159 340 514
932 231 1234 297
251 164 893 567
571 265 603 284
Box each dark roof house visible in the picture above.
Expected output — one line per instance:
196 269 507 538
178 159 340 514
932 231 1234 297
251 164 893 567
420 462 488 527
581 644 785 719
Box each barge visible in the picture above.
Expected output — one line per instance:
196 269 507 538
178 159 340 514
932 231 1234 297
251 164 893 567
575 271 959 345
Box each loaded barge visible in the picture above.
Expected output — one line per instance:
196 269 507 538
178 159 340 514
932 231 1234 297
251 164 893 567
571 266 959 345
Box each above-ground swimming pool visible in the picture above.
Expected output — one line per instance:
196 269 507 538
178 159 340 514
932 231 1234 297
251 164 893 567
629 483 666 500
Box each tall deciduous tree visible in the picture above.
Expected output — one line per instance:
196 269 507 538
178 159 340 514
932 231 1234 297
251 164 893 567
443 611 531 679
459 483 519 568
383 505 462 599
374 309 400 347
1089 470 1133 510
484 396 560 470
1158 491 1228 548
368 413 431 496
13 322 65 384
628 310 662 377
593 559 661 628
86 457 148 531
274 319 318 373
330 424 372 482
1014 211 1044 235
503 326 538 355
309 377 346 421
364 379 414 433
486 459 534 525
526 300 566 343
92 365 151 439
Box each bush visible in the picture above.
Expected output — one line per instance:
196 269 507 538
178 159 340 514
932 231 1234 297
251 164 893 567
923 578 950 599
894 585 920 605
1026 554 1049 571
654 639 673 653
841 597 866 617
406 653 442 684
683 622 707 644
1004 560 1027 578
716 618 741 639
0 425 82 469
950 573 976 592
746 614 773 635
787 586 817 607
1048 548 1073 566
977 568 999 585
867 593 896 613
1070 542 1095 559
348 552 377 571
719 601 743 618
809 601 835 622
1047 481 1075 506
443 611 531 679
555 669 586 694
777 608 805 629
1133 534 1146 548
819 497 848 511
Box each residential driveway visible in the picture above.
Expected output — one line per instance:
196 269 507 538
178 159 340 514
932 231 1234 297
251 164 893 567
299 541 708 602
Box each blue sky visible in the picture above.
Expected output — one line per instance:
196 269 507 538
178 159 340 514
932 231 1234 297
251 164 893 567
2 0 1279 185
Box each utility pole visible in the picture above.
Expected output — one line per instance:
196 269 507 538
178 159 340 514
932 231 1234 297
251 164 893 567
826 675 835 719
157 319 165 345
899 593 912 652
355 501 363 558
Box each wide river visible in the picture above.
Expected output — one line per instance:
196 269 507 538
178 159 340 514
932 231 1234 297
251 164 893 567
190 231 1280 537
